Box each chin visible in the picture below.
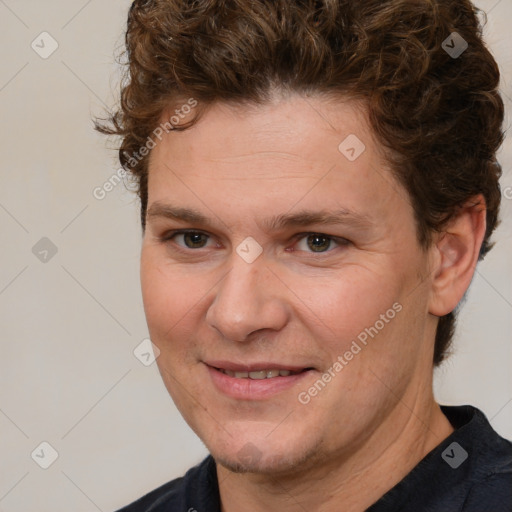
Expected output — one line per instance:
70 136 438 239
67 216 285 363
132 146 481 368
209 437 320 476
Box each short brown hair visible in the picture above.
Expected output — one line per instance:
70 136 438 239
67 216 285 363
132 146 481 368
97 0 504 365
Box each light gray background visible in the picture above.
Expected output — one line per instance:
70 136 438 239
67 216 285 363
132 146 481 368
0 1 510 511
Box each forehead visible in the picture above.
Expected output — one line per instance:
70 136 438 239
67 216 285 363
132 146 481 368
151 94 379 172
146 94 411 233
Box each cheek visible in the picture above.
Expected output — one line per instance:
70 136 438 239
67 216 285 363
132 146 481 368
291 266 403 351
140 248 202 343
140 250 208 392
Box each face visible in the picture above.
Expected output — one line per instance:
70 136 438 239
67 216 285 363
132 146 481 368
141 93 438 476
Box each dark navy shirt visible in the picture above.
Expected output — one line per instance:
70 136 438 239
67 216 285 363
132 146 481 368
115 406 512 511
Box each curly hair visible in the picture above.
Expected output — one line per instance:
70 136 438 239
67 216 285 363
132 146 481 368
97 0 504 365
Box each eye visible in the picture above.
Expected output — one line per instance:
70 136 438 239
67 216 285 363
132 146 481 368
159 230 349 255
162 230 213 249
293 233 348 253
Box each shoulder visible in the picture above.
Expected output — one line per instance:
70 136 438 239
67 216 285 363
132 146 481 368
114 477 185 512
462 471 512 512
459 407 512 512
114 455 219 512
368 405 512 512
438 405 512 512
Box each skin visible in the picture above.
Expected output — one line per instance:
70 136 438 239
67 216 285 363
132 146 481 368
141 92 486 511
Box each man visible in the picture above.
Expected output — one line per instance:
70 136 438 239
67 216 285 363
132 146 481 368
100 0 512 510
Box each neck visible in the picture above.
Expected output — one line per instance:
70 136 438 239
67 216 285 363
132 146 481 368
217 397 454 512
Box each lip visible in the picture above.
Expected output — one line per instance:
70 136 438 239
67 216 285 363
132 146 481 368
205 362 315 400
205 360 312 372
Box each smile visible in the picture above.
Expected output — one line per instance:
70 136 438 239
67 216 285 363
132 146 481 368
217 368 305 379
206 363 315 400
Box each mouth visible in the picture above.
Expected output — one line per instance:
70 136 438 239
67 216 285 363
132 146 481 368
205 361 315 400
215 367 312 379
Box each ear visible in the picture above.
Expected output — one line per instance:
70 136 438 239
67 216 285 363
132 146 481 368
428 195 487 317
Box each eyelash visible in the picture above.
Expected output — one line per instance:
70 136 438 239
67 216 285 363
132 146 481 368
159 229 350 255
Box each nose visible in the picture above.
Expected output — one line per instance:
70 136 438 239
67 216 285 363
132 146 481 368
205 254 289 343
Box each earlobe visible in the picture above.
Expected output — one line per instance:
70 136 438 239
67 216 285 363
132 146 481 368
429 196 487 317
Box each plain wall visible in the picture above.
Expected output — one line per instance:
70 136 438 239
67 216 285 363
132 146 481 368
0 1 510 510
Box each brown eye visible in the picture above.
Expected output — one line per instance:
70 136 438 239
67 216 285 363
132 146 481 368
163 231 211 249
306 234 331 252
181 232 208 248
294 233 349 254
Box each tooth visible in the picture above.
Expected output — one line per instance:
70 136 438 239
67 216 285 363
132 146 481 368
223 369 300 379
249 370 267 379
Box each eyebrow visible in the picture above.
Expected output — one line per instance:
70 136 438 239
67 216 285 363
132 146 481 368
146 202 374 232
